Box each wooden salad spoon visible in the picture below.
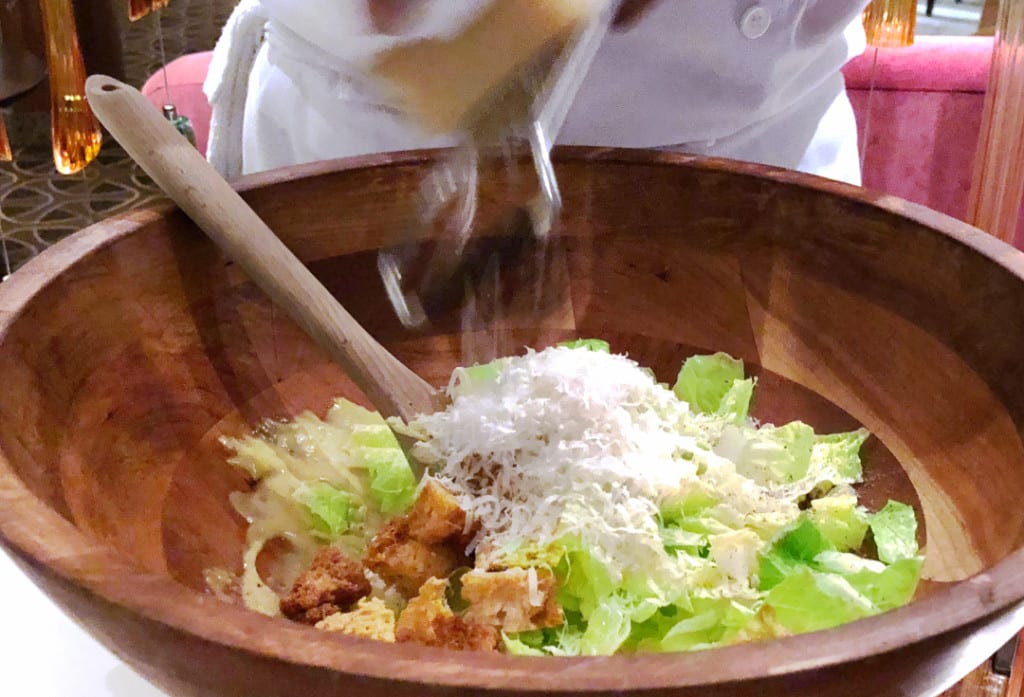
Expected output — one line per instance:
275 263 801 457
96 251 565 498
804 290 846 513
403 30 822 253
84 75 442 423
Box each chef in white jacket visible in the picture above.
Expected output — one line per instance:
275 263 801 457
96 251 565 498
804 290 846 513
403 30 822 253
205 0 871 185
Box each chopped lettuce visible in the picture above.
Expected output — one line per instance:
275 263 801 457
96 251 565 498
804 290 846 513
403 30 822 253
502 632 547 656
715 420 816 485
809 495 869 552
757 517 834 591
499 355 919 655
362 447 416 515
717 378 755 425
580 596 633 655
224 346 923 658
559 338 611 353
303 483 354 538
778 518 835 562
870 500 919 564
673 353 746 413
658 485 729 552
766 568 875 633
451 360 505 398
556 541 617 618
844 556 922 610
764 551 922 635
811 429 870 483
757 504 922 634
347 415 417 516
629 598 757 653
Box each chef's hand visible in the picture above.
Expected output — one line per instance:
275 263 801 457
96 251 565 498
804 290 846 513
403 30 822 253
612 0 664 30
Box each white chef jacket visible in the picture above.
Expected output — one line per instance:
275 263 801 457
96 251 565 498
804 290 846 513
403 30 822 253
206 1 869 184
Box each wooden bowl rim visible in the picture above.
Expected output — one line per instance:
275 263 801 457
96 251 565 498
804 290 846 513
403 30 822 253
2 147 1024 691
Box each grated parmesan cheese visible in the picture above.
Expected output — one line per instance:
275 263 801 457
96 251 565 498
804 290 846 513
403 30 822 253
409 347 798 585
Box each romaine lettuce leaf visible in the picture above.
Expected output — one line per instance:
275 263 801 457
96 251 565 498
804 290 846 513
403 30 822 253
715 421 816 485
674 353 746 413
809 495 869 552
809 429 870 483
757 517 834 590
502 632 547 656
302 483 355 538
870 500 919 564
555 541 616 617
778 518 835 562
360 447 417 515
844 556 922 610
659 486 719 522
717 378 755 425
451 360 507 397
765 568 875 633
580 596 633 655
559 338 611 353
641 598 758 653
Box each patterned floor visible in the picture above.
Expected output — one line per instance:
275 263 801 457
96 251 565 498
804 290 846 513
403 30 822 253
0 1 990 277
0 0 234 276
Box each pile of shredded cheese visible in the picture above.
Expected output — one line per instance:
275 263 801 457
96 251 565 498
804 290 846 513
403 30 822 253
409 347 798 585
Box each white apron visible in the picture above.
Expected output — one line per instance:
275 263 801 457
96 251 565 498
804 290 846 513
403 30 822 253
206 1 868 184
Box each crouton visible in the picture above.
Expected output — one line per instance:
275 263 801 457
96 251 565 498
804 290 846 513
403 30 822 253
364 520 462 597
461 567 563 633
395 577 499 651
394 576 452 643
406 479 468 545
315 597 397 642
281 547 371 624
431 615 500 652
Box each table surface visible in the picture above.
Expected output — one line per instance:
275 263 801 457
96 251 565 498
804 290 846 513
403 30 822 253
3 547 168 697
1 544 1012 697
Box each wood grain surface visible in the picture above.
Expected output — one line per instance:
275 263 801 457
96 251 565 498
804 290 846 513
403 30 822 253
2 149 1024 696
84 75 439 423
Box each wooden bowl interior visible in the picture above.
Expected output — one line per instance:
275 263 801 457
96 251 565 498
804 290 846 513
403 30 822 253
2 150 1024 637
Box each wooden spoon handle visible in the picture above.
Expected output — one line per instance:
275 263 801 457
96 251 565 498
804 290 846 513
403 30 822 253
84 75 438 422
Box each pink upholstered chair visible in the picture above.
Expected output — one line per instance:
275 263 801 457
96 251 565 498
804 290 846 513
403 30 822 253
141 51 214 157
841 36 1023 245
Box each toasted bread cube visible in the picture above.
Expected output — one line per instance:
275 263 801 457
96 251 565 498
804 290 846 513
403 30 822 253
394 577 452 644
365 520 462 597
315 597 397 642
281 547 371 624
461 567 563 633
406 479 468 545
430 615 500 652
395 577 498 652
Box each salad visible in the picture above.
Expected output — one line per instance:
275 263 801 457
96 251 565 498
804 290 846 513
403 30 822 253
212 341 922 655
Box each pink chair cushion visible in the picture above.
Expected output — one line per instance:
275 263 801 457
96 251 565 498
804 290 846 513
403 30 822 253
843 36 992 93
141 51 214 155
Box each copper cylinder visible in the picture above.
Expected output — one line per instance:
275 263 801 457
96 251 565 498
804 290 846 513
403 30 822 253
968 0 1024 243
38 0 102 174
0 113 12 162
862 0 916 48
129 0 171 22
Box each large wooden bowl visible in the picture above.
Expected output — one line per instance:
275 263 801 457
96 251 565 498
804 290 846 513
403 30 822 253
2 149 1024 697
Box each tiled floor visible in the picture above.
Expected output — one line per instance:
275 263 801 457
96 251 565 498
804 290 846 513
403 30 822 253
917 0 984 36
0 1 992 276
1 0 234 276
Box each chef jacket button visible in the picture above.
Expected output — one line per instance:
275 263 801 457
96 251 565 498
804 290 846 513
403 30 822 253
740 5 772 39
